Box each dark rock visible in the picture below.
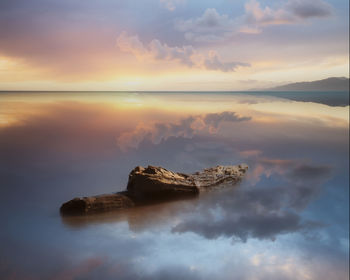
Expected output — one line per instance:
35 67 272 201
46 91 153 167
60 164 248 215
127 165 199 199
127 164 248 198
60 192 135 215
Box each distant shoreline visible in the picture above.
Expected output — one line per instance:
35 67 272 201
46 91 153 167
0 90 348 107
0 90 349 93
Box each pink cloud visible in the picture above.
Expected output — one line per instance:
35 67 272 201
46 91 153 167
244 0 332 30
116 31 250 72
116 111 251 151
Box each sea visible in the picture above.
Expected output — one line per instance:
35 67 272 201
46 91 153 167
0 91 349 279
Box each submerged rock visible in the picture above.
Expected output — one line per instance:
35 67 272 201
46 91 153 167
60 192 135 215
60 164 248 215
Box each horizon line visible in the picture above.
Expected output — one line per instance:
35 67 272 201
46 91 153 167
0 90 349 93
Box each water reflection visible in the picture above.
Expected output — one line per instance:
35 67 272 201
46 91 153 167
61 156 331 242
172 159 332 241
0 92 348 280
61 197 199 231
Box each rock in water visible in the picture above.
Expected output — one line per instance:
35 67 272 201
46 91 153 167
60 192 135 215
127 165 248 198
126 166 199 199
60 164 248 215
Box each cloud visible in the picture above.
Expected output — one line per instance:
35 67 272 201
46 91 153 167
175 0 333 41
160 0 185 11
149 39 196 67
245 0 332 25
244 0 294 26
244 0 332 30
116 31 250 72
174 8 237 42
117 31 196 67
172 159 332 241
286 0 333 19
116 111 251 151
204 50 251 72
116 33 147 58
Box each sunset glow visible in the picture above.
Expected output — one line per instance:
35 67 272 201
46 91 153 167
1 1 349 279
0 0 349 90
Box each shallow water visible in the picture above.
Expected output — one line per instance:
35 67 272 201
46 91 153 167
0 91 349 279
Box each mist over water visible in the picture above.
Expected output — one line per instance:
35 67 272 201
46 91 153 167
0 92 349 279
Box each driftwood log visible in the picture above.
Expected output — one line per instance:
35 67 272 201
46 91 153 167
60 164 248 215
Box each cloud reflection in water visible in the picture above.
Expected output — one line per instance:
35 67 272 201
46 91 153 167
0 92 348 280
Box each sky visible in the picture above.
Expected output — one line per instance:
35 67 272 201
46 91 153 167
0 0 349 90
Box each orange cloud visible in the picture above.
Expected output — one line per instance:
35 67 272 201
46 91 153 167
116 32 250 72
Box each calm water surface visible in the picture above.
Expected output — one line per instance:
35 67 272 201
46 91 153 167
0 92 349 279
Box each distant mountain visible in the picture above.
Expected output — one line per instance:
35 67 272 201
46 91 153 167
267 77 349 91
249 77 350 106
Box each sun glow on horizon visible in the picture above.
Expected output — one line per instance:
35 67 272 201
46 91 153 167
0 0 348 90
